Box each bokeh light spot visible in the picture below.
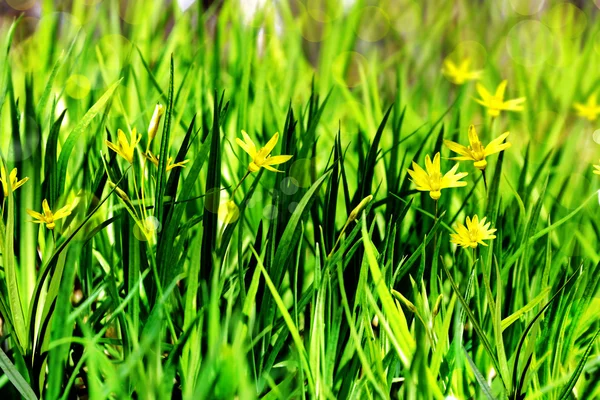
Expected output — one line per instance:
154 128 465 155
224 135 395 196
509 0 545 16
593 130 600 145
6 115 40 162
389 0 420 37
218 200 240 224
263 204 278 220
6 0 37 11
542 3 587 38
451 41 488 69
298 5 330 42
306 0 343 23
280 177 299 195
204 188 222 213
356 6 389 42
133 216 161 241
289 158 314 188
118 0 147 25
66 75 92 99
332 51 368 88
506 20 554 66
97 34 133 72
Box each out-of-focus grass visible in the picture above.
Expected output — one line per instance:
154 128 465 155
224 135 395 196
0 0 598 399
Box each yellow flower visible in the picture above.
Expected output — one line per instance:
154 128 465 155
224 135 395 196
26 199 73 230
442 58 483 85
407 152 468 200
450 215 496 249
105 128 141 164
0 166 29 197
594 161 600 175
236 131 293 173
444 124 511 171
574 94 600 121
475 80 525 117
144 151 189 171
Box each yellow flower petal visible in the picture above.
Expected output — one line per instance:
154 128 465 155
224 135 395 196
262 132 280 156
444 140 471 158
26 209 44 220
476 83 492 102
236 138 255 157
263 155 293 166
241 130 257 158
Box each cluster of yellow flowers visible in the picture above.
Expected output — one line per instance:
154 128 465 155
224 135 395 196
413 59 528 249
407 128 501 249
103 104 191 239
445 58 600 177
5 62 600 247
105 105 189 172
441 58 600 248
0 164 72 231
1 104 192 234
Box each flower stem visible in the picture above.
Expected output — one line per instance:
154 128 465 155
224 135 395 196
231 171 250 197
328 219 351 258
432 200 439 273
482 170 488 191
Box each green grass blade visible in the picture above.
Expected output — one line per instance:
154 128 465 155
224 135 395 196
0 347 37 400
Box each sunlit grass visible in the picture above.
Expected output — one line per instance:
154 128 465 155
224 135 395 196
0 0 598 399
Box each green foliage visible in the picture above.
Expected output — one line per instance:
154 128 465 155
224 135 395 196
0 1 598 399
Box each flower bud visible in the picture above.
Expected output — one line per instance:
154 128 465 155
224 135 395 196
218 200 240 225
109 181 133 206
432 294 443 317
148 104 165 144
348 195 373 222
392 289 417 313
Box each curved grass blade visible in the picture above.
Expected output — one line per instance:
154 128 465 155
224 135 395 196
271 171 332 284
0 15 22 121
56 79 122 196
558 327 600 400
464 347 497 400
510 268 581 400
1 158 27 352
0 347 37 400
251 246 315 395
154 55 175 225
441 258 506 390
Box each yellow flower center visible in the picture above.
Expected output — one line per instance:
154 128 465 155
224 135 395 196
489 96 503 107
250 152 271 172
467 228 481 247
428 172 442 191
428 172 442 200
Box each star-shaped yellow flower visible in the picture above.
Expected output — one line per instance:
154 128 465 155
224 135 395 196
475 80 525 117
450 215 496 249
442 58 483 85
593 161 600 175
574 94 600 121
407 152 468 200
26 199 73 230
444 125 511 171
144 151 189 171
106 128 141 164
236 131 293 173
0 166 29 196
